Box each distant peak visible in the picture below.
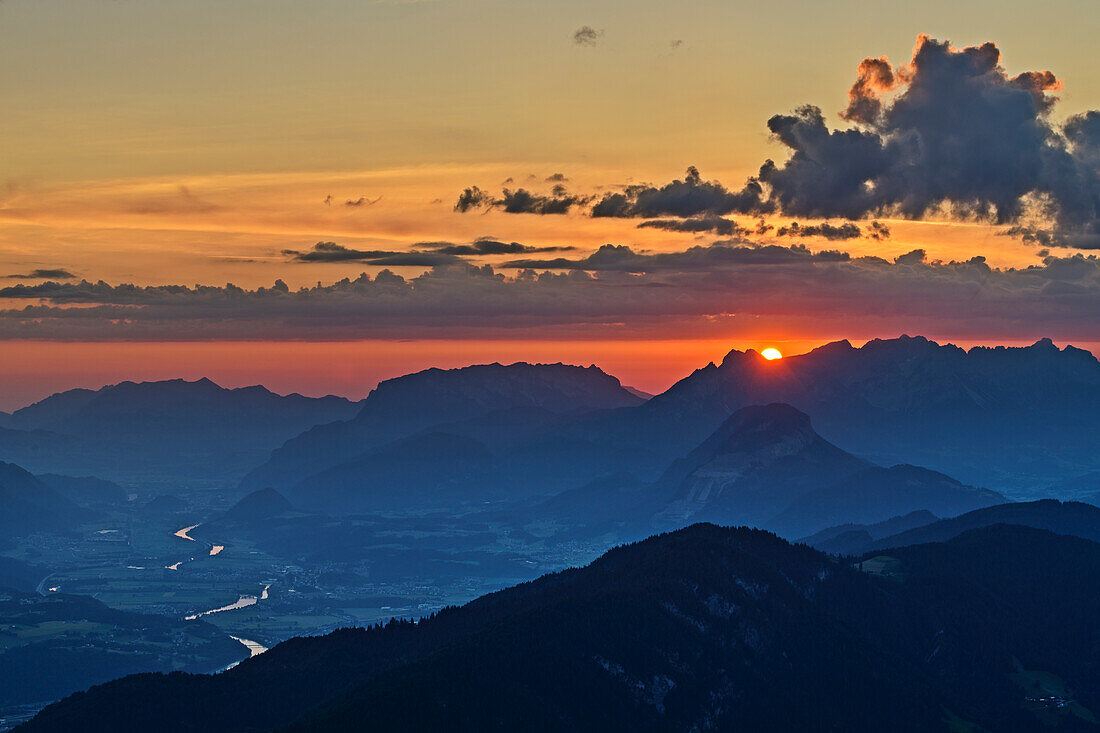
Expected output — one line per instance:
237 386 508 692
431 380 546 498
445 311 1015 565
808 339 854 355
718 348 747 367
708 403 817 449
1030 337 1057 350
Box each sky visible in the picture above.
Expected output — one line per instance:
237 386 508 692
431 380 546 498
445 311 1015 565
1 0 1099 409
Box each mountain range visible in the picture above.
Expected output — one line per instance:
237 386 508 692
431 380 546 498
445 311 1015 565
21 523 1100 732
565 336 1100 491
0 379 364 487
234 337 1100 515
240 362 645 510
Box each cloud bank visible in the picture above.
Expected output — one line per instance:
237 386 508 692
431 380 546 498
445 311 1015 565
1 245 1095 341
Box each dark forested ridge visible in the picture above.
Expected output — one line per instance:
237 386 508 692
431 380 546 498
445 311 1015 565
21 523 1100 732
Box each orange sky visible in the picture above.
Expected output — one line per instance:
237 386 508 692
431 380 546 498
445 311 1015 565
4 336 1098 413
2 4 1099 408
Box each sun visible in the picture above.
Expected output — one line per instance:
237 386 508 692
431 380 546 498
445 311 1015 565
761 348 783 360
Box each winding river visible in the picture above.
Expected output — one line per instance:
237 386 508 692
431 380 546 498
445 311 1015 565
171 524 273 663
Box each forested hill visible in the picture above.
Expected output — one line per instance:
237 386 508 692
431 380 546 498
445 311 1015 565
21 523 1100 732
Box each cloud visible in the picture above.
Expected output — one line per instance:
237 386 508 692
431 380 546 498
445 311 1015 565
344 196 381 207
4 269 78 280
502 242 851 271
414 237 576 256
573 26 603 47
0 249 1095 342
591 166 769 218
283 242 460 267
759 35 1100 243
774 221 889 241
636 217 749 236
454 185 588 215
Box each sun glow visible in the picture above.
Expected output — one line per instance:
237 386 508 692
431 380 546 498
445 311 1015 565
761 348 783 360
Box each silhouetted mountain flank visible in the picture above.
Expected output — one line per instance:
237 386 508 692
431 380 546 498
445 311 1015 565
222 487 296 522
22 524 1100 732
800 510 939 555
35 474 128 507
770 464 1003 538
241 362 644 495
864 499 1100 553
0 461 86 537
0 379 363 487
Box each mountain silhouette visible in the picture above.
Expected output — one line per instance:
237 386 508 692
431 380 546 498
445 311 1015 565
652 403 871 529
799 510 939 555
240 362 644 495
0 461 86 537
22 523 1100 732
863 499 1100 552
769 463 1004 538
0 379 363 487
540 404 1000 540
35 473 128 507
222 487 297 522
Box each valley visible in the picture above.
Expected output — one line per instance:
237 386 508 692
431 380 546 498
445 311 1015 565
1 340 1099 730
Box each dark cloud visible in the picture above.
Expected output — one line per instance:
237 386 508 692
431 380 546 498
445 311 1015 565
867 221 891 240
503 242 851 271
573 26 603 46
1002 225 1100 250
636 217 749 236
414 237 576 256
775 221 877 241
454 185 588 215
344 196 381 207
591 166 769 218
760 35 1100 242
0 251 1095 342
545 173 569 183
283 242 460 267
5 269 78 280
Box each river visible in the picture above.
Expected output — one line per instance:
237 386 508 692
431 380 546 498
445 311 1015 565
186 584 272 621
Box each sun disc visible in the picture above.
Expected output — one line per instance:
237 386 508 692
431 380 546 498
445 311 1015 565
761 348 783 360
